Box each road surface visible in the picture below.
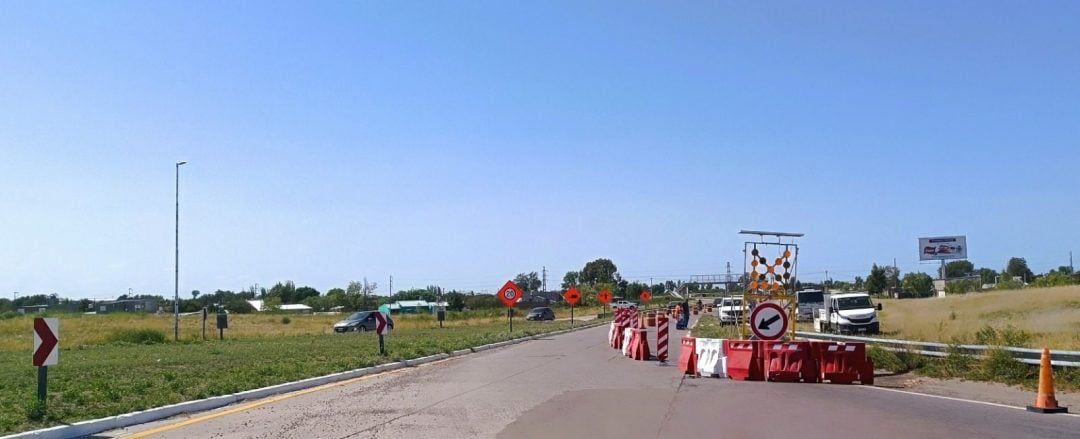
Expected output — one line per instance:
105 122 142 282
103 322 1080 439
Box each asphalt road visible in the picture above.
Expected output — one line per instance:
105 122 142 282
103 322 1080 439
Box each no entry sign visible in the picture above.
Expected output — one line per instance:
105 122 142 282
750 302 788 340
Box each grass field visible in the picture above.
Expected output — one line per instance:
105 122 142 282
876 285 1080 350
0 310 606 435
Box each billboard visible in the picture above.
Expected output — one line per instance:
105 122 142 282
919 236 967 261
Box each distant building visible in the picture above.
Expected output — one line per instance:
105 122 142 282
17 305 49 314
95 299 159 314
245 300 313 313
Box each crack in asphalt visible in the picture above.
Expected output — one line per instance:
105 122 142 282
654 375 689 439
334 356 563 439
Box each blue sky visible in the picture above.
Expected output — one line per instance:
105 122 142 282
2 2 1077 299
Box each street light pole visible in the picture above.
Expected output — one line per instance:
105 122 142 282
175 161 187 341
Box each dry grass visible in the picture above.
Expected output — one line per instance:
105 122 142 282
876 285 1080 350
0 306 606 352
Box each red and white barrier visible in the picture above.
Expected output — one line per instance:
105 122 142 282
657 313 669 363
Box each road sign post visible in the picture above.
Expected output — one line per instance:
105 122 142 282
33 318 59 405
202 307 208 341
750 302 788 341
597 289 612 318
564 287 581 327
499 280 522 334
374 312 390 355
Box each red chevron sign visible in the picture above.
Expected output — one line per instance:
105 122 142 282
33 318 59 367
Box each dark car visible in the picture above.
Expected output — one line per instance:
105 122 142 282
333 311 394 333
525 307 555 321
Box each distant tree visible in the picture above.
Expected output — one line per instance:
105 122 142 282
580 258 618 286
513 272 543 294
444 291 466 311
996 272 1024 290
853 276 865 291
267 281 297 304
293 286 320 303
901 272 935 298
346 279 378 311
866 265 888 296
944 260 974 279
944 279 980 295
883 266 901 294
226 297 256 313
977 268 998 285
1033 271 1076 288
1005 257 1034 282
463 294 501 310
561 271 580 291
191 290 201 300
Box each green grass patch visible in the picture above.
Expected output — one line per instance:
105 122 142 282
106 329 167 345
690 315 742 340
0 319 602 435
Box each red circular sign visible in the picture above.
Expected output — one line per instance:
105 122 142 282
749 302 788 340
597 289 612 305
639 290 652 303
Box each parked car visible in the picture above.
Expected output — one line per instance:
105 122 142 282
612 300 638 310
333 311 394 333
525 307 555 321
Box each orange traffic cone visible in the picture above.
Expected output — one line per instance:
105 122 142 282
1026 347 1068 413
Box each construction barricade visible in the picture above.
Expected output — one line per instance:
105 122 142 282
695 338 726 377
679 337 697 375
657 313 669 363
813 341 874 385
630 328 651 361
765 341 818 383
622 327 635 357
724 340 765 381
610 310 628 350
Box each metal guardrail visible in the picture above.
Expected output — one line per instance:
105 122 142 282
794 331 1080 368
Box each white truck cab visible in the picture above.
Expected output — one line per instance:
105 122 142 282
814 292 882 335
713 297 745 325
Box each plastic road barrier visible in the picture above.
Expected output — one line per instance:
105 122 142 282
631 329 651 361
765 341 818 383
679 336 698 375
622 327 635 357
724 340 765 381
695 338 727 377
813 342 873 385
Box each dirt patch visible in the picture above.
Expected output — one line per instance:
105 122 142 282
875 371 1079 409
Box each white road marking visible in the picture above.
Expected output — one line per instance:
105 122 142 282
860 385 1080 418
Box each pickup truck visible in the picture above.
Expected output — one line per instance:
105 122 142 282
611 300 638 310
714 297 745 325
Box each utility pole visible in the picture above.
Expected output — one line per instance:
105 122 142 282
174 160 187 342
542 266 547 293
1070 251 1074 273
389 275 393 297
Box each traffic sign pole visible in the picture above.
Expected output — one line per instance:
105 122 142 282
37 366 47 404
570 305 574 328
508 308 513 334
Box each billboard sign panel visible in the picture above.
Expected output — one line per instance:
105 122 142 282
919 236 967 260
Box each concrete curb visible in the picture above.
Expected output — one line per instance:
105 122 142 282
2 320 609 439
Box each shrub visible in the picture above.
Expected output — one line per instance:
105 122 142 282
976 348 1034 385
281 316 291 325
974 325 1032 347
107 329 167 345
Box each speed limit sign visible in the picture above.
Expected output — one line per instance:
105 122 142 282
499 281 522 307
